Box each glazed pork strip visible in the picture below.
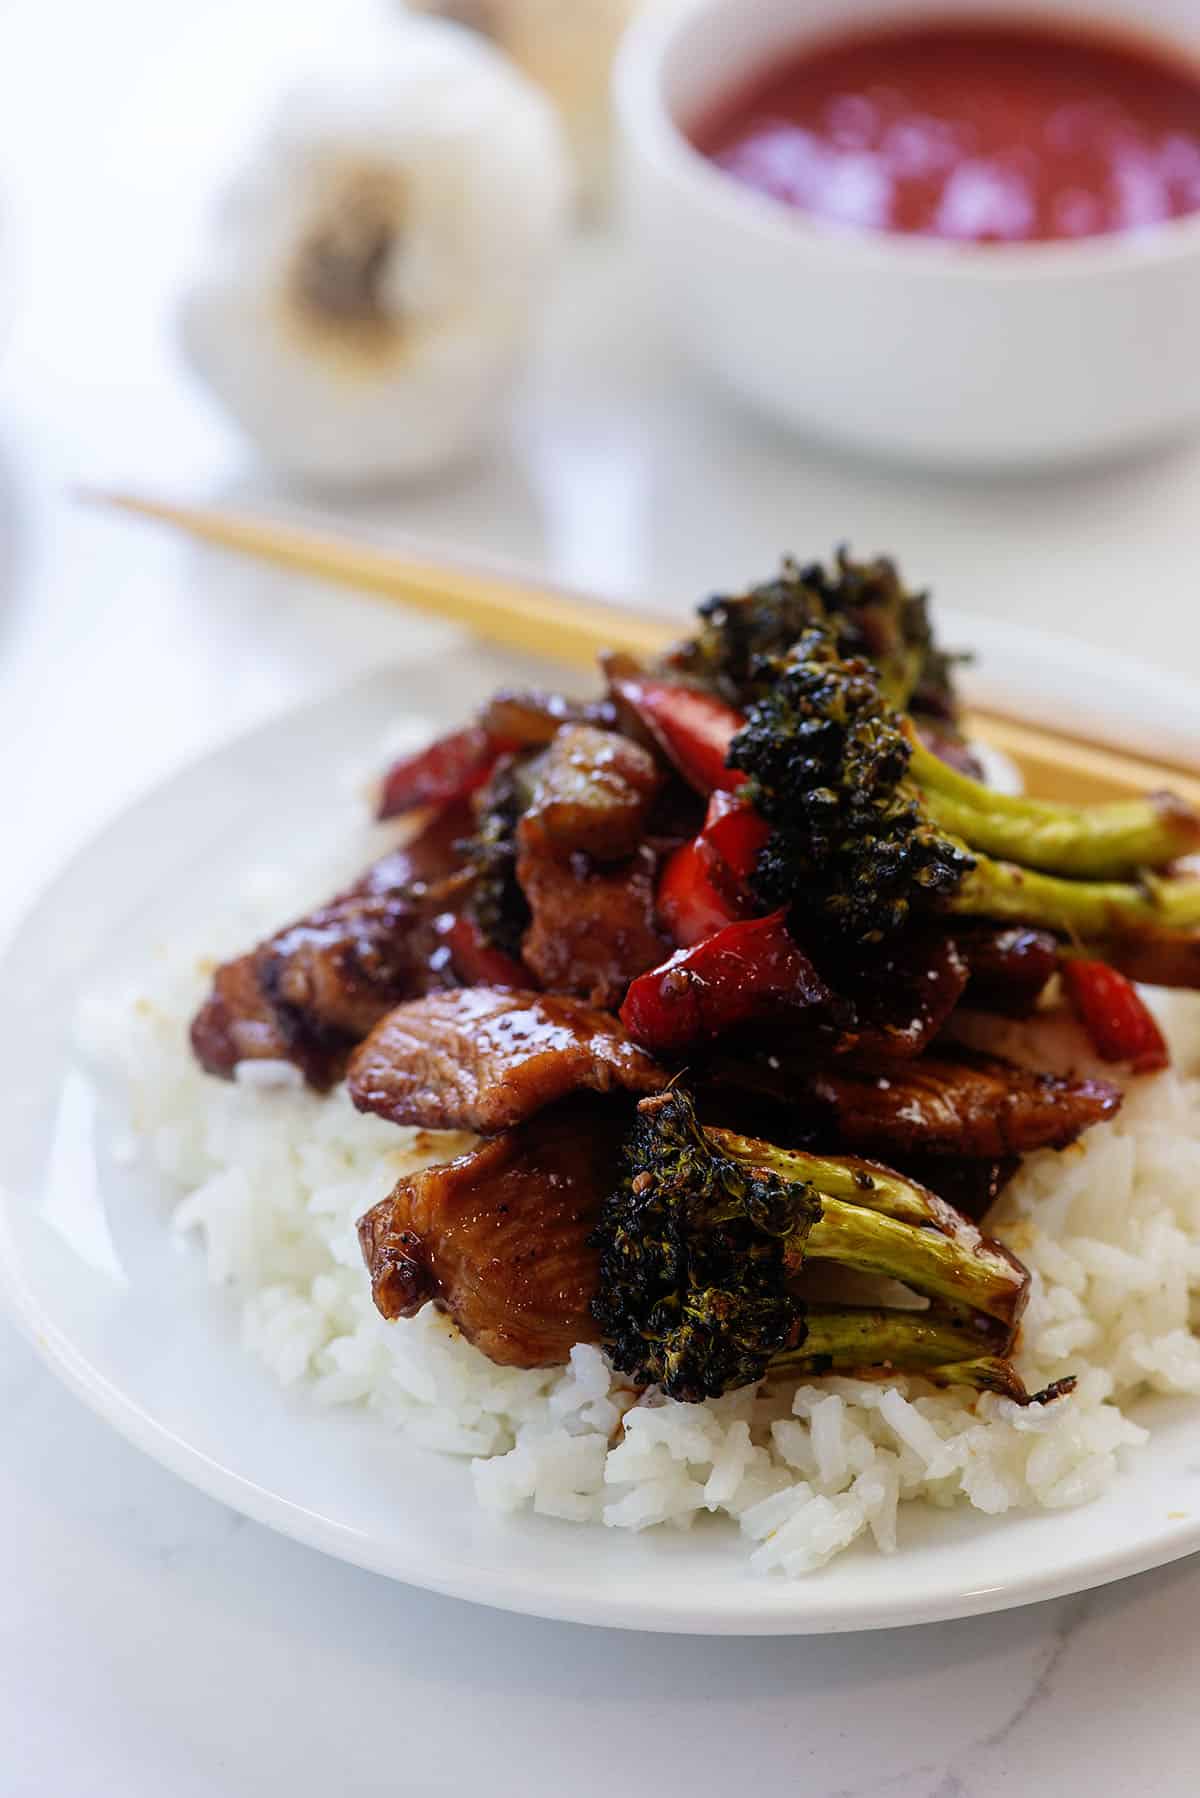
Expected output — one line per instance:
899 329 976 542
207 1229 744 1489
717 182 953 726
517 838 669 1009
254 887 452 1080
512 725 671 1008
707 1045 1121 1161
478 688 619 749
357 1102 616 1367
189 950 292 1074
348 987 668 1134
800 1049 1122 1160
518 724 663 861
190 800 472 1088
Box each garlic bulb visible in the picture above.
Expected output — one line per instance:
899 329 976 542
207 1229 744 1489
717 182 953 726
178 16 570 486
408 0 638 203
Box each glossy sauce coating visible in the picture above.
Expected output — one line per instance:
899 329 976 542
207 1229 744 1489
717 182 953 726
348 985 667 1134
357 1104 617 1367
692 20 1200 243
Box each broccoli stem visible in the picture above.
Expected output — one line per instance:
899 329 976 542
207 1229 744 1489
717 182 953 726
922 788 1200 880
712 1130 986 1234
912 732 1199 847
922 1358 1076 1406
912 735 1200 878
773 1303 1009 1374
709 1124 1028 1328
948 858 1200 938
772 1310 1072 1404
801 1196 1027 1328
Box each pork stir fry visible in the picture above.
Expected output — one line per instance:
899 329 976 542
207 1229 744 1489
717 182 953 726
193 552 1200 1405
348 988 666 1133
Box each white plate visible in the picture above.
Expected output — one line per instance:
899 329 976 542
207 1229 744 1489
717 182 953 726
3 642 1200 1637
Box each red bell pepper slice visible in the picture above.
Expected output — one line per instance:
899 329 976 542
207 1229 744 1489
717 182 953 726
609 674 744 795
620 910 831 1057
1061 961 1169 1074
657 793 772 947
438 913 531 989
700 790 771 887
378 726 502 820
656 839 747 948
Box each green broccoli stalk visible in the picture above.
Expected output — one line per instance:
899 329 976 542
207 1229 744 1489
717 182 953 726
776 1310 1072 1407
911 727 1200 877
728 624 1200 946
590 1088 1060 1406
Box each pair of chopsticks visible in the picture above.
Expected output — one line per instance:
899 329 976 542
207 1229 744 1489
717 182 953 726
84 490 1200 811
90 491 672 669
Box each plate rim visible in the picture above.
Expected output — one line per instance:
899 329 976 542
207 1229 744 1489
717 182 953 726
6 1225 1200 1636
4 640 1200 1635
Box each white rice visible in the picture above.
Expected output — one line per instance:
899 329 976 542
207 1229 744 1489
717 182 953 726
78 916 1200 1578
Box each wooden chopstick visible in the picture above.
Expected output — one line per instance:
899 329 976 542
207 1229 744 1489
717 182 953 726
84 488 1200 811
83 490 672 670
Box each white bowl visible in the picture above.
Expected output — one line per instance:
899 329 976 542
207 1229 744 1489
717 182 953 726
616 0 1200 469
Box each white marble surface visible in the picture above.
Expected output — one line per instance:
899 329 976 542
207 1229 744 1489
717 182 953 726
4 1 1200 1791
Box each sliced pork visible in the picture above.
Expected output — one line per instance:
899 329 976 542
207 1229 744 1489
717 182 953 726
189 952 291 1077
255 889 451 1083
799 1049 1122 1159
519 724 662 861
517 839 669 1008
190 802 471 1088
348 986 667 1134
357 1103 614 1366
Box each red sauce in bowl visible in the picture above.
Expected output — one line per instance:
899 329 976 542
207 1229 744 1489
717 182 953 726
691 18 1200 243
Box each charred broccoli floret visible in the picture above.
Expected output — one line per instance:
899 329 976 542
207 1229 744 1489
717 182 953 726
591 1087 1052 1405
663 548 961 720
729 624 1200 946
729 626 975 941
591 1087 818 1399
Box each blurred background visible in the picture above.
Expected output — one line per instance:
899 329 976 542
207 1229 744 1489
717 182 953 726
3 0 1200 938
